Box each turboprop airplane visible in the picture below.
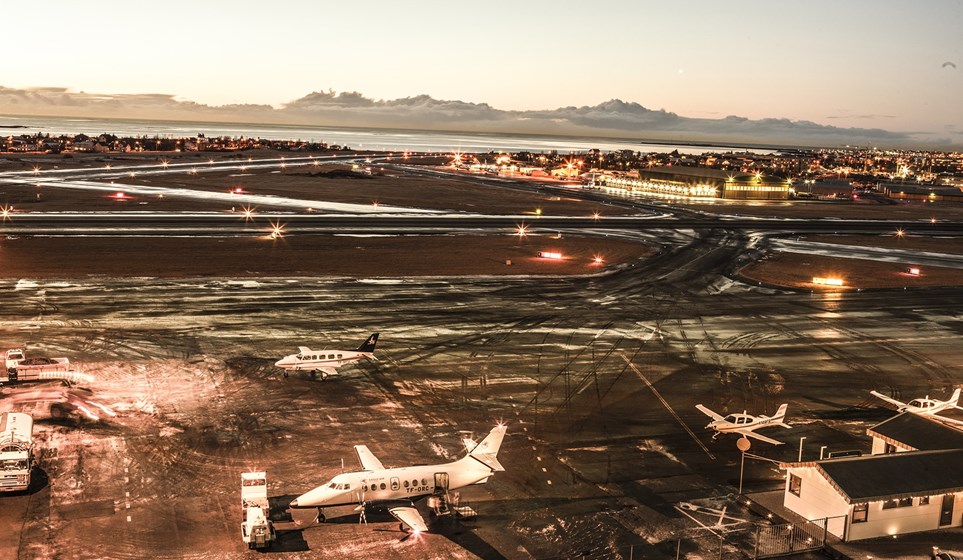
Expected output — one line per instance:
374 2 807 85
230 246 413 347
274 333 378 379
870 388 961 415
695 403 790 445
289 424 507 534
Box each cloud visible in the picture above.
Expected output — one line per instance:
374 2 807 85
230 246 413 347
0 85 936 149
825 114 897 120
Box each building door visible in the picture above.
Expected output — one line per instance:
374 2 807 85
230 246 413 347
941 494 955 527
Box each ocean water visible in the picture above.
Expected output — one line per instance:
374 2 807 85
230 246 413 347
0 114 776 155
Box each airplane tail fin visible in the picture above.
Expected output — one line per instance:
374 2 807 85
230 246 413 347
467 424 507 472
356 333 379 354
950 388 961 407
772 403 791 428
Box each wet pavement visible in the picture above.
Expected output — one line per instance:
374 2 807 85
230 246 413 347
3 228 963 558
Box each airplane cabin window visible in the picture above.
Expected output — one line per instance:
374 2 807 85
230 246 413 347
380 483 386 490
338 354 342 358
363 485 367 491
329 354 335 359
421 478 427 486
413 480 418 486
403 480 409 488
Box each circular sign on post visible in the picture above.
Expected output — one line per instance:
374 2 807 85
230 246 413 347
736 437 751 452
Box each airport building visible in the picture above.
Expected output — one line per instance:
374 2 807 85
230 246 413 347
780 414 963 541
600 166 791 200
878 182 963 203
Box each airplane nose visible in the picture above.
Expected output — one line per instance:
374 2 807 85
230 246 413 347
289 498 299 508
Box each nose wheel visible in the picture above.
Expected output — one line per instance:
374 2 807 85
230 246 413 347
314 509 326 524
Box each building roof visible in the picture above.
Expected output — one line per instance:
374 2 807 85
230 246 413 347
642 166 731 181
867 413 963 451
798 449 963 504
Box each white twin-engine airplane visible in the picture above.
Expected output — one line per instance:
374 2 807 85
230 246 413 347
274 333 379 379
696 403 791 445
870 387 961 415
289 424 507 534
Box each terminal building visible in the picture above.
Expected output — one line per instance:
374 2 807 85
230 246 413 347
599 166 791 200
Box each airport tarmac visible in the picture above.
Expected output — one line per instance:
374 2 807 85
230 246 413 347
3 228 963 559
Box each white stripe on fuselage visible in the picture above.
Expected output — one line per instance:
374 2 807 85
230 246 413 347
293 456 492 509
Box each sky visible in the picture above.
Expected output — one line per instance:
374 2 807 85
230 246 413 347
2 0 962 146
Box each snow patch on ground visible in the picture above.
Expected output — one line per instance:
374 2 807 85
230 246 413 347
639 439 682 464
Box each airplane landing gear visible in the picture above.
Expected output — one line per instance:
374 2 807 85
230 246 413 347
314 509 326 524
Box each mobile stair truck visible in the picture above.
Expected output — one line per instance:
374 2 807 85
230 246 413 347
240 471 276 549
0 412 34 492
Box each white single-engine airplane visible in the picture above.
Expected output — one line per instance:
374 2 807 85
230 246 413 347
696 403 791 445
274 333 379 379
289 424 507 534
870 388 961 415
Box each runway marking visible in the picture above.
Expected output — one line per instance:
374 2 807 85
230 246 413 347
621 353 715 460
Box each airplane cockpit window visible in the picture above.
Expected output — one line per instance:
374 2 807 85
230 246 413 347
910 400 924 407
329 482 338 489
724 415 737 423
296 354 303 360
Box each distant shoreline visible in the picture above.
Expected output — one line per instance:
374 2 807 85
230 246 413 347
0 114 783 155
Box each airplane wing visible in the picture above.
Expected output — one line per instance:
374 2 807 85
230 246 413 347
741 430 784 445
320 367 339 377
354 445 385 471
870 390 906 409
388 505 428 533
696 404 724 422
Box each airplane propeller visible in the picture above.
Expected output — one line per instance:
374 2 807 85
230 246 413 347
355 488 367 525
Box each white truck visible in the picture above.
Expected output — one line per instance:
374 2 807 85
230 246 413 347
240 471 275 549
0 412 34 492
2 349 88 386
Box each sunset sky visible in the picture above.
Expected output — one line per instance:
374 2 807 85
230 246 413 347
3 0 962 143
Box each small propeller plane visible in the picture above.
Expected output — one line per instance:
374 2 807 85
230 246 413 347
274 333 378 379
869 387 961 415
695 403 790 445
289 424 507 534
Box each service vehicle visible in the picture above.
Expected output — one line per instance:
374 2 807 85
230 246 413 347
0 412 34 492
240 471 275 549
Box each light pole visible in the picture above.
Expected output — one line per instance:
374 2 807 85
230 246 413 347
798 436 807 462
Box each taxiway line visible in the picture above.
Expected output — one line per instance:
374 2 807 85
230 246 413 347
621 353 716 460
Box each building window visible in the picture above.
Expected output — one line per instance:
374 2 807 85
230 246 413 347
898 497 913 507
884 443 897 454
788 474 802 496
882 499 898 509
853 503 868 523
921 496 930 506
